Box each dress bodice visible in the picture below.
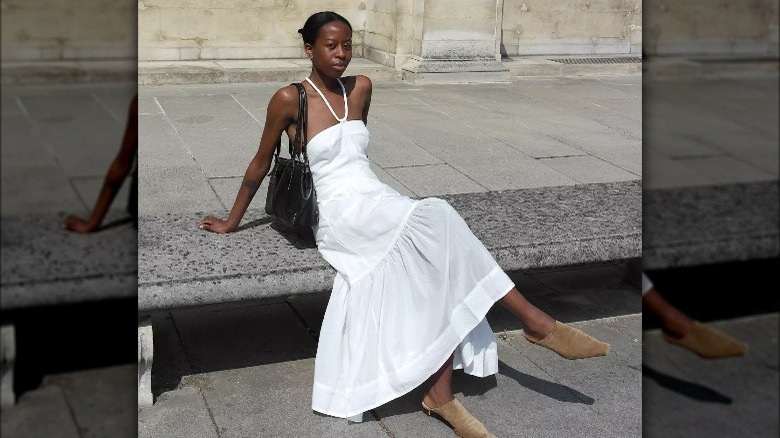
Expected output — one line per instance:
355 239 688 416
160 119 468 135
302 78 413 283
302 79 392 207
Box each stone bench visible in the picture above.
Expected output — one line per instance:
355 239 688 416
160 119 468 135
643 181 779 270
137 180 643 405
0 213 137 408
1 214 137 310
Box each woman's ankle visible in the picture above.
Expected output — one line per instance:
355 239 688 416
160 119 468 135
423 388 454 409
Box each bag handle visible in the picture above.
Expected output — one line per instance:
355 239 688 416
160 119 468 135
292 83 308 160
271 83 308 161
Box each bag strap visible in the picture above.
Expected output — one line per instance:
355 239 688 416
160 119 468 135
288 83 309 160
272 83 308 160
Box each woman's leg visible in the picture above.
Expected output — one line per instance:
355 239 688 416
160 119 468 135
642 272 747 358
422 354 494 437
642 287 693 338
423 354 455 408
499 288 556 340
500 287 609 359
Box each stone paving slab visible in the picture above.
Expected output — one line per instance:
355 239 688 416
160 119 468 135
138 387 220 438
140 296 642 438
43 365 137 438
0 385 82 438
0 365 137 438
642 314 779 438
138 77 642 218
643 74 778 189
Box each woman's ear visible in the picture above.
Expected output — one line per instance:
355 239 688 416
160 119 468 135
305 43 313 60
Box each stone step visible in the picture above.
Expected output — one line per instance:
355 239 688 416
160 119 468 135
504 55 643 77
0 60 136 86
138 58 397 86
2 56 644 86
643 56 779 78
6 56 777 86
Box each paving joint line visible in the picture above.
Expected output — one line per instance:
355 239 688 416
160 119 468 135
90 92 124 125
154 96 228 209
500 330 602 407
285 300 319 342
371 410 397 438
67 178 92 213
58 386 88 438
169 312 224 436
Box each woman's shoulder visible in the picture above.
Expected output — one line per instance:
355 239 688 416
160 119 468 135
271 84 300 103
351 75 372 91
266 84 300 121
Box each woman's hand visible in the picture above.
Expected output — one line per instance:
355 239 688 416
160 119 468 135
62 215 99 233
199 216 234 234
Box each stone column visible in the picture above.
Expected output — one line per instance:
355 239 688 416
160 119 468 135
397 0 508 83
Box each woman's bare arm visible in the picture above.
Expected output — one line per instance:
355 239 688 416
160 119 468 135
359 75 372 125
63 94 138 233
199 86 299 233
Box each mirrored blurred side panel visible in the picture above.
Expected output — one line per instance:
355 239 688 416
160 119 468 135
1 1 137 436
643 1 779 437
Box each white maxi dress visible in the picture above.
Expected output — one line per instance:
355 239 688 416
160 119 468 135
305 78 515 422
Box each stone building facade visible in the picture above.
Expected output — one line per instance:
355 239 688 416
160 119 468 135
2 0 777 65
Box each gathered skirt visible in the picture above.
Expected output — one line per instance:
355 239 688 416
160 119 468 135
311 198 515 421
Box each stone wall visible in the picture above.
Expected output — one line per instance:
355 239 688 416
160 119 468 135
500 0 642 56
363 0 401 67
420 0 500 59
8 0 777 64
643 0 779 57
138 0 367 61
0 0 137 61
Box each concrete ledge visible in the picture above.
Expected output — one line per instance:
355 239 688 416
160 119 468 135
138 181 641 312
0 214 137 310
643 181 779 270
138 58 396 86
137 56 646 86
505 55 642 77
0 60 136 86
643 56 780 79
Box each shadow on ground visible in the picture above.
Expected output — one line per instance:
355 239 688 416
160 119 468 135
151 260 642 400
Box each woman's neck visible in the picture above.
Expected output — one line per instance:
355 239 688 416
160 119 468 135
308 70 342 93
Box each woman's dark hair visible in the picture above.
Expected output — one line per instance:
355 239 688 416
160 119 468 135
298 11 352 45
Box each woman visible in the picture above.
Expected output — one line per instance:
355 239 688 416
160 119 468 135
200 11 609 437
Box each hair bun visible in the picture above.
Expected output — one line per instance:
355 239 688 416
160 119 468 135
297 28 304 34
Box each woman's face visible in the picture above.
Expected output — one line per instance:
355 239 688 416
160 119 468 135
307 21 352 78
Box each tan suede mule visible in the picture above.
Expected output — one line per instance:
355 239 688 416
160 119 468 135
422 398 496 438
663 321 748 358
524 321 610 359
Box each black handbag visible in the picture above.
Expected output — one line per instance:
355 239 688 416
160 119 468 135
264 83 318 230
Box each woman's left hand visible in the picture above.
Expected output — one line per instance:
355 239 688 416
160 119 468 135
199 216 234 234
62 215 98 233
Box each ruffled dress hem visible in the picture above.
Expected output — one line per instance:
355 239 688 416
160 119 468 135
311 266 514 421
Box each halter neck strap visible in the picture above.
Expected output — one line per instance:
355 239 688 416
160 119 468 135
304 77 347 123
